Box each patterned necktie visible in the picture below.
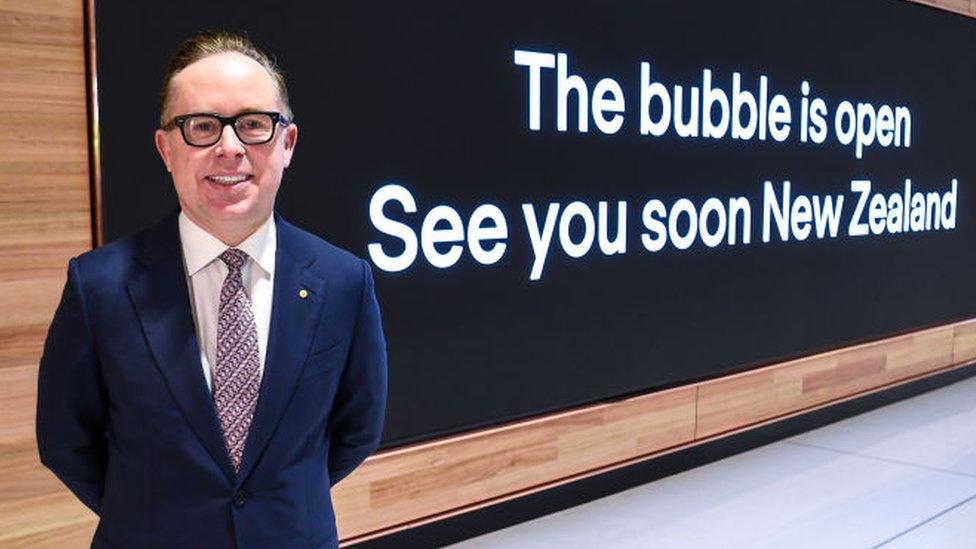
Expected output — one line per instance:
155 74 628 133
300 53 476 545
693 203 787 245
214 248 261 472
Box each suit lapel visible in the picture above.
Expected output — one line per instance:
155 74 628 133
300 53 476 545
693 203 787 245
236 217 326 485
126 213 236 482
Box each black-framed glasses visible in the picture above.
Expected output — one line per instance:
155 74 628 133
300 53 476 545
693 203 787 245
161 111 292 147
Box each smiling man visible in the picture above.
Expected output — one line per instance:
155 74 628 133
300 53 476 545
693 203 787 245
36 32 387 548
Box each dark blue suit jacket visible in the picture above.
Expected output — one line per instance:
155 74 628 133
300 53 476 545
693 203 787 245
36 212 387 548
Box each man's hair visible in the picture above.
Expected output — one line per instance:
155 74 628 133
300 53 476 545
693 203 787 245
159 30 293 126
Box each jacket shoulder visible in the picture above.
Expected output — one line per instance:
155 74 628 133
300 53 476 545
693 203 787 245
278 217 366 276
71 233 141 281
70 213 178 285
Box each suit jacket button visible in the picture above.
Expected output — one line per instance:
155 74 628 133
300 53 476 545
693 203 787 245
234 489 247 508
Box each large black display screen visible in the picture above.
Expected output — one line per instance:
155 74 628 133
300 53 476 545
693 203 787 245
96 0 976 447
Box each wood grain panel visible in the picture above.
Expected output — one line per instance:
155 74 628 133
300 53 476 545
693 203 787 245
0 441 97 547
696 326 955 439
0 521 99 549
952 319 976 364
0 365 39 444
333 386 697 541
332 321 972 544
0 0 90 375
0 492 97 549
0 441 67 506
0 0 95 547
907 0 975 16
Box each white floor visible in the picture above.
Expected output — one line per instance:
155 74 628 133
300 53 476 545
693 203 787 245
452 375 976 549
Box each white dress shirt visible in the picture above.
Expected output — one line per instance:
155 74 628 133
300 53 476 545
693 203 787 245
178 212 276 391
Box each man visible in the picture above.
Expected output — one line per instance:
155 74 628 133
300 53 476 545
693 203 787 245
36 31 387 548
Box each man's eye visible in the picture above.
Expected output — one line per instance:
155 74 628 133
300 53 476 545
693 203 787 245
241 118 269 130
192 120 217 132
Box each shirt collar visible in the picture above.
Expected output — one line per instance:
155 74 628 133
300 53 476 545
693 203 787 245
178 212 277 277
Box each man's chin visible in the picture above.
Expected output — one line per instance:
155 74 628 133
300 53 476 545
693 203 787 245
203 197 259 220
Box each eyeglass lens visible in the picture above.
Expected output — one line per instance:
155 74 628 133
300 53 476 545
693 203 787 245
182 114 276 146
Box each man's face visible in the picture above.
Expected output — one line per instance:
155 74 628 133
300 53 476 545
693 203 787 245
155 52 298 242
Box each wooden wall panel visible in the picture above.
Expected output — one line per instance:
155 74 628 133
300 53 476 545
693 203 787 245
951 318 976 364
0 0 92 374
908 0 976 16
0 0 95 547
0 365 38 443
333 386 697 541
334 322 971 543
696 326 955 439
0 439 96 548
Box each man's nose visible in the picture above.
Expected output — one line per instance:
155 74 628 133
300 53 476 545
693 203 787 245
214 124 245 156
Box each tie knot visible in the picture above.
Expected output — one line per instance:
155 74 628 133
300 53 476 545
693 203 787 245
219 248 249 271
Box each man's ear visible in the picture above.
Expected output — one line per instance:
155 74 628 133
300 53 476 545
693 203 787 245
154 129 173 173
282 123 298 168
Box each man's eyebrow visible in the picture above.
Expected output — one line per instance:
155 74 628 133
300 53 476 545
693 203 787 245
235 106 276 114
180 107 275 117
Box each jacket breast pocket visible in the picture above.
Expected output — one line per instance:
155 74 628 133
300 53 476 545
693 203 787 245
301 339 347 380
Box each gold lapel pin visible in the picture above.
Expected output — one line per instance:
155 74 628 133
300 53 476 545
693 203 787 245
298 289 309 299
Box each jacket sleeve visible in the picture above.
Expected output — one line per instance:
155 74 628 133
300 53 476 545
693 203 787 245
327 259 388 486
36 258 108 514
